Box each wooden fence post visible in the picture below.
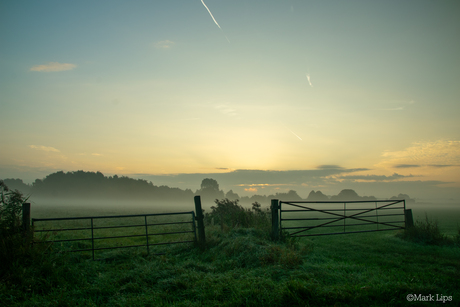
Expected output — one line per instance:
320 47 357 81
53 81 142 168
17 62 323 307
271 199 279 240
404 209 414 228
194 195 206 248
22 203 31 233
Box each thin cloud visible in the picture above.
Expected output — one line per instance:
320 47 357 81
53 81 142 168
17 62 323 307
306 73 313 87
377 100 415 111
338 173 414 182
316 165 344 170
394 164 421 168
379 107 404 111
30 62 76 72
378 140 460 170
29 145 60 152
154 40 175 49
215 104 238 117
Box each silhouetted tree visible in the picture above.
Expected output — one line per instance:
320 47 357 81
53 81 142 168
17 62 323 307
200 178 220 191
2 179 31 195
225 189 240 200
307 190 329 201
330 189 360 201
196 178 224 203
28 170 195 201
391 193 415 203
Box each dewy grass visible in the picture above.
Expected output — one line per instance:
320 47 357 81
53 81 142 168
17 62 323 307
2 199 460 306
2 223 460 306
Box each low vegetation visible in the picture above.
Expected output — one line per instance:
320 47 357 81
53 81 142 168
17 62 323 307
397 214 460 246
0 181 37 279
1 192 459 306
204 198 271 233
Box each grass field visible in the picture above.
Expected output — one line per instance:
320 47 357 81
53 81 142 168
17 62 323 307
1 201 459 306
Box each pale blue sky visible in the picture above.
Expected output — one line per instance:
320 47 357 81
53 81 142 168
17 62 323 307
1 0 459 200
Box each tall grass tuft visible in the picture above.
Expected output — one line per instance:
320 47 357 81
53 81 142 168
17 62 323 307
397 214 456 246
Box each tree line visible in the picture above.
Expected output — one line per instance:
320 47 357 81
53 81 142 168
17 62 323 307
1 171 415 204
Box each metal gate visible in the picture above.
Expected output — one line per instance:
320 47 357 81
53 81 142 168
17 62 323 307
32 211 197 259
276 199 407 237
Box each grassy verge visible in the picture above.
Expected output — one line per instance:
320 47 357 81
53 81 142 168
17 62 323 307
1 224 459 306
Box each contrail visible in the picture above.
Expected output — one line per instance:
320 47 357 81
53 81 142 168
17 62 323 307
200 0 230 43
201 0 221 29
288 129 303 141
306 73 313 87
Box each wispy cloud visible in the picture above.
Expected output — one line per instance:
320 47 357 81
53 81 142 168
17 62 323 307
215 104 238 117
29 145 60 152
30 62 76 72
154 40 175 49
378 140 460 169
316 165 344 170
379 107 404 111
377 100 415 111
337 173 414 182
394 164 421 168
306 73 313 87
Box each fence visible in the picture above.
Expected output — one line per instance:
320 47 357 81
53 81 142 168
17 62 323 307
32 211 197 259
30 196 207 259
271 199 412 239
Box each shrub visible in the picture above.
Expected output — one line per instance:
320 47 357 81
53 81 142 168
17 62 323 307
0 180 50 279
204 198 270 231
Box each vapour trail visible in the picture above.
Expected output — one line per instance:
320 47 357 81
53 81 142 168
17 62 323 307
200 0 230 43
201 0 221 29
289 130 303 141
306 73 313 87
289 129 303 141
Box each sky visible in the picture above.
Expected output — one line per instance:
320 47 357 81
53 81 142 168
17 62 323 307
1 0 460 201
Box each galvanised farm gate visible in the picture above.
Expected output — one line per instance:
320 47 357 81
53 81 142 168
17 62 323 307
31 196 207 260
271 199 412 238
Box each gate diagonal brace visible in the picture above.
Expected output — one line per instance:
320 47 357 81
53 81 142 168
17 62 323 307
283 201 403 236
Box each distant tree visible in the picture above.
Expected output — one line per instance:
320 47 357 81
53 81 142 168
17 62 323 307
273 190 302 201
2 179 31 195
307 190 329 201
391 193 415 203
330 189 360 201
196 178 224 203
225 189 240 200
200 178 220 191
28 170 197 201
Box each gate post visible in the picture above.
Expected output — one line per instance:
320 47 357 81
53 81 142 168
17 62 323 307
271 199 279 240
404 209 414 228
22 203 31 233
194 195 206 248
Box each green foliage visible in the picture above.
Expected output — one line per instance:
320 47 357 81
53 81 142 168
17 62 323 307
0 180 32 278
397 214 457 246
204 198 270 231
